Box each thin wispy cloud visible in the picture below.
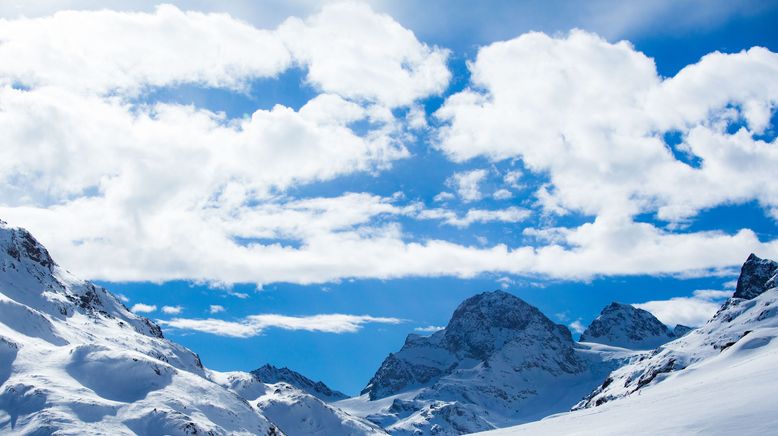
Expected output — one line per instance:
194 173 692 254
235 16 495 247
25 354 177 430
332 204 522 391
159 313 404 338
414 325 445 333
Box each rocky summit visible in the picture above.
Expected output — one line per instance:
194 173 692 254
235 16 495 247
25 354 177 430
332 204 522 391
733 253 778 300
580 302 677 349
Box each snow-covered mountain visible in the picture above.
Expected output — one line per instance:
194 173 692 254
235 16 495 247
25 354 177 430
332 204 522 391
209 370 385 436
733 253 777 299
0 220 281 434
579 302 683 349
337 291 639 435
251 364 348 402
0 220 382 435
476 255 778 435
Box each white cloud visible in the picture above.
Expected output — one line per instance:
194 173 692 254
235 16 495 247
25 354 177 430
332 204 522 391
161 305 183 315
493 189 513 200
278 2 450 107
418 206 531 228
635 289 733 327
436 30 778 222
447 169 487 202
568 319 585 334
209 305 226 314
0 5 291 96
160 313 403 338
131 303 157 313
0 9 776 287
414 325 444 333
503 170 523 189
496 276 513 289
433 192 455 202
117 294 130 303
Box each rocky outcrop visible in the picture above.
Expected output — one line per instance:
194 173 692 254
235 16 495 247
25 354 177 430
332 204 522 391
733 253 778 299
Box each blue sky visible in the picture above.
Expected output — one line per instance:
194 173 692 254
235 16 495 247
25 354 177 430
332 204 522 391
1 1 777 395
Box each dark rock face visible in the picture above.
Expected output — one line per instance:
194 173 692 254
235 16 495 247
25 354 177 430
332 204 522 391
3 228 55 271
251 364 347 402
362 290 581 400
672 324 693 337
734 253 778 300
580 302 673 349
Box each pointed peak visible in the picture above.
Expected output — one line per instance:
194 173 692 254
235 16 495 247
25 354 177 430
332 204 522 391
734 253 778 300
1 222 56 270
581 301 672 349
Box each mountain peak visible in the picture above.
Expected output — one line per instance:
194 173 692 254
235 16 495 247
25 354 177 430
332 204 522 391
1 222 56 272
361 290 581 403
580 302 673 349
734 253 778 300
444 290 571 360
251 363 348 402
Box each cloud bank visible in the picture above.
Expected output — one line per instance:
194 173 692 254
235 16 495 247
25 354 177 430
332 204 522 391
0 5 776 287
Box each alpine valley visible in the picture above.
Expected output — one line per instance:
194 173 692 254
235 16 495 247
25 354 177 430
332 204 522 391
1 220 776 435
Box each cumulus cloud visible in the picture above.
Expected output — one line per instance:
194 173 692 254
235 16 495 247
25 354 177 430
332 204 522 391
493 189 513 200
209 305 226 314
0 8 776 287
635 289 734 327
278 2 450 107
131 303 157 313
160 313 403 338
447 169 487 202
568 319 586 334
436 30 778 222
161 305 183 315
0 5 291 95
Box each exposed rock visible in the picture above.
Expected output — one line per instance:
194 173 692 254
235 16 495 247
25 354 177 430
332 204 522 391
734 253 778 300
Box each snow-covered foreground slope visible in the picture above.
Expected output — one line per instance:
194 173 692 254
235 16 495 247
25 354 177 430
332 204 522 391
208 370 385 436
0 220 281 435
0 220 386 435
337 291 641 435
476 303 778 435
476 255 778 436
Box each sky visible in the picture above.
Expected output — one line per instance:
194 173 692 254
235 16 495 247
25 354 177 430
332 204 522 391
0 0 777 395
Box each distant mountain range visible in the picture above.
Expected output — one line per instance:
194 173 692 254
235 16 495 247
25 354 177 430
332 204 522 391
1 219 776 435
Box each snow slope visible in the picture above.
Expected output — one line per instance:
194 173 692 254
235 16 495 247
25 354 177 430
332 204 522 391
477 255 778 435
0 220 281 435
338 291 640 435
476 297 778 435
0 220 391 436
208 370 386 436
251 364 348 402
